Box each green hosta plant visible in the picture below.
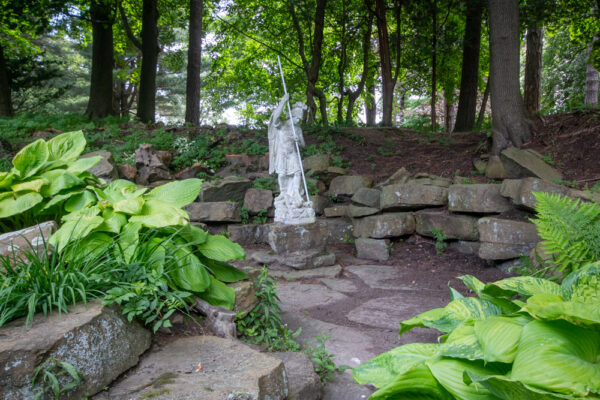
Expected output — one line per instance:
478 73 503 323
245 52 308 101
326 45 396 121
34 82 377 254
0 130 102 232
49 178 248 310
353 265 600 399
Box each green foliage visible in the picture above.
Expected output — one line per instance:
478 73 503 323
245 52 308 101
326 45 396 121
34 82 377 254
252 176 277 192
32 358 83 400
236 267 301 352
172 135 227 171
531 192 600 274
0 131 102 232
304 334 348 385
0 234 118 328
228 139 268 156
431 228 448 255
353 266 600 399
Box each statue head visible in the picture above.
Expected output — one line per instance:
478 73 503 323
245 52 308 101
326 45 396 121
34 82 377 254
291 102 307 124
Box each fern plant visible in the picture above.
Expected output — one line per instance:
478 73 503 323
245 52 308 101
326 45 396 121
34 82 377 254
531 192 600 273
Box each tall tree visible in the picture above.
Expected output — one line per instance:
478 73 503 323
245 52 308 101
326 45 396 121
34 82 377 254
430 0 437 131
585 37 599 105
121 0 159 123
86 0 117 119
346 13 374 123
185 0 203 125
524 24 543 115
0 43 11 116
488 0 530 154
454 0 482 132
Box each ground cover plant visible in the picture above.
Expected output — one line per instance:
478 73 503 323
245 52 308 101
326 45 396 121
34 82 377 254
353 193 600 399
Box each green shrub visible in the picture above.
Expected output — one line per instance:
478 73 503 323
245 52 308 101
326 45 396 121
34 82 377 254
430 228 448 255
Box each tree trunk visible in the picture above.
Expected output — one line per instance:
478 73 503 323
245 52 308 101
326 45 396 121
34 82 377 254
137 0 159 123
454 0 482 132
365 79 376 124
346 13 373 124
185 0 203 125
585 37 599 105
444 94 455 132
488 0 530 155
85 1 115 119
431 0 437 131
399 86 405 125
524 23 543 116
373 0 394 126
0 43 13 117
476 74 490 127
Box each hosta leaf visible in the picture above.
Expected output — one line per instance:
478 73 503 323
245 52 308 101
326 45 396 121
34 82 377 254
464 372 581 400
368 363 454 400
474 316 530 363
63 232 113 262
353 343 440 388
196 234 245 262
128 199 189 228
11 178 46 193
97 209 128 234
482 276 562 299
511 320 600 397
64 190 97 212
102 179 139 202
117 222 142 262
146 178 203 207
400 297 502 336
200 256 248 282
0 172 14 189
12 139 48 178
561 262 600 303
49 215 104 251
522 294 600 326
459 275 486 295
0 192 43 218
47 130 86 162
426 358 501 400
113 197 145 215
169 244 211 292
40 170 83 197
61 205 101 221
177 224 208 245
67 156 101 173
440 320 484 361
195 276 236 310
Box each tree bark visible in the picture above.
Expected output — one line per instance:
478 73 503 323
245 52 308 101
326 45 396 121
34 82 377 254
365 79 376 124
85 1 115 119
373 0 394 126
336 0 348 124
0 43 13 117
454 0 482 132
185 0 203 125
488 0 530 154
585 37 599 105
137 0 159 123
346 13 373 124
524 23 543 116
431 0 437 131
476 74 490 127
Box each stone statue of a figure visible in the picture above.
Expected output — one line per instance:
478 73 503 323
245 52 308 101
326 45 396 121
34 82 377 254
268 93 315 224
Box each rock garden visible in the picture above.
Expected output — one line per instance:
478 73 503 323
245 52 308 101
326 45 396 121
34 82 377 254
1 123 599 400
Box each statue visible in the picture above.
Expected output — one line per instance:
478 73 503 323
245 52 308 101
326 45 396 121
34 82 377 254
268 93 315 224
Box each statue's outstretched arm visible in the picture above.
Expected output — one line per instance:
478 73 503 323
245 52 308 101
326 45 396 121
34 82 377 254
271 93 289 123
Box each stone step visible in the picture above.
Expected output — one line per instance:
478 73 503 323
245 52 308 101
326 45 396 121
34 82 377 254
94 336 288 400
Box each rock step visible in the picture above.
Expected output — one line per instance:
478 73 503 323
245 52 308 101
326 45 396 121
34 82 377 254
95 336 288 400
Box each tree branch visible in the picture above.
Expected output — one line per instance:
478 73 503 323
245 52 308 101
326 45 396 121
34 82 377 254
119 1 142 50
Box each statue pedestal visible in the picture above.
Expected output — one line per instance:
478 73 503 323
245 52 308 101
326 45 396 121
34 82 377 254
266 222 335 270
274 204 316 225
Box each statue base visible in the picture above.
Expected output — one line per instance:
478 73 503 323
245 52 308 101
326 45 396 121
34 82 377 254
273 202 316 225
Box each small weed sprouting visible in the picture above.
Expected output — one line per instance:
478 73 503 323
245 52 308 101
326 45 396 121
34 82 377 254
240 207 251 224
304 334 349 385
253 209 268 225
343 233 355 244
253 176 278 192
32 358 83 400
365 154 376 162
430 228 448 255
461 177 476 184
236 267 301 352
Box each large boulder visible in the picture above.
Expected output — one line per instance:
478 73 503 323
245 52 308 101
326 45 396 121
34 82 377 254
227 224 270 245
134 144 172 185
268 222 327 254
0 301 150 400
351 187 381 208
353 212 415 238
448 184 513 213
95 336 288 400
0 221 57 260
329 175 373 197
500 178 571 211
199 176 252 202
81 150 118 182
377 167 411 187
185 202 241 222
270 352 322 400
415 210 479 241
243 188 274 214
355 238 390 261
381 184 448 210
500 147 563 181
348 204 379 218
318 218 354 244
324 205 349 218
478 217 540 260
303 154 330 173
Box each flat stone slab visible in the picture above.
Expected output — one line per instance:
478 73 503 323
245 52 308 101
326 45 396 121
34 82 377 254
185 201 241 222
345 265 414 290
501 177 571 211
1 301 150 400
448 184 513 213
329 175 373 197
355 238 390 261
353 212 415 238
347 294 448 330
501 147 563 181
415 209 479 241
381 184 448 210
270 265 342 280
199 175 252 202
96 336 287 400
270 352 322 400
277 282 349 312
478 217 540 244
319 278 359 293
323 371 374 400
0 221 57 259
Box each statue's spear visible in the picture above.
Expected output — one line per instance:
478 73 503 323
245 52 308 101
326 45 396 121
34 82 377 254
277 55 311 203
